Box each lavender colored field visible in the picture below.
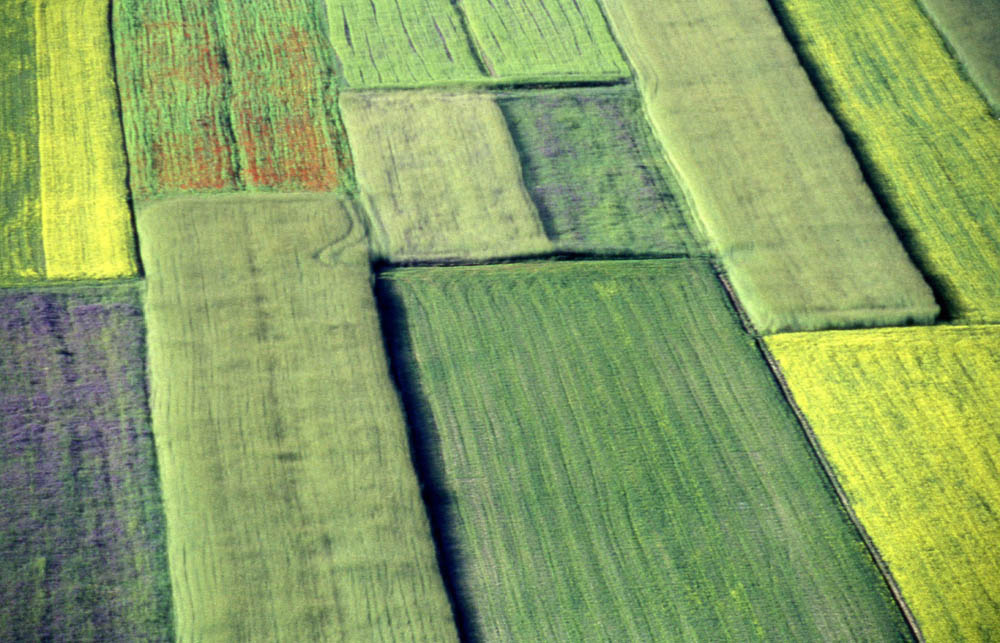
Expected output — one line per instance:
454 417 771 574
0 284 172 641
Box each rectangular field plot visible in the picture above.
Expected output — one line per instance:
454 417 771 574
378 259 911 641
326 0 486 87
459 0 629 82
0 284 172 641
770 0 1000 323
137 194 456 641
497 87 696 256
341 90 552 263
600 0 938 333
767 326 1000 641
115 0 351 198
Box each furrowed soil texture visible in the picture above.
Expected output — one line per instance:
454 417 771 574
341 90 552 263
1 0 136 284
115 0 351 198
600 0 938 333
0 284 172 641
914 0 1000 113
137 194 456 641
770 0 1000 323
378 259 911 641
457 0 629 82
497 87 696 256
326 0 485 87
0 0 42 282
767 326 1000 641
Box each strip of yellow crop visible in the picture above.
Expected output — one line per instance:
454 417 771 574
767 326 1000 641
36 0 136 280
772 0 1000 322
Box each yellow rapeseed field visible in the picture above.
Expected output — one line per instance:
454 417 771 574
767 325 1000 641
36 0 136 279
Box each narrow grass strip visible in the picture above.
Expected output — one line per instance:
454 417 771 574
137 194 457 641
497 87 696 256
0 284 173 641
915 0 1000 113
379 259 912 640
215 0 352 191
0 0 43 283
767 325 1000 641
35 0 136 280
770 0 1000 323
326 0 485 88
341 90 552 263
458 0 629 82
601 0 938 333
114 0 239 198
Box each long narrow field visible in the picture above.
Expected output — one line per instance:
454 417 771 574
137 194 457 641
457 0 629 82
0 284 172 641
0 0 42 282
325 0 485 88
115 0 351 198
914 0 1000 113
341 90 552 263
600 0 938 333
770 0 1000 323
378 259 911 640
767 326 1000 641
497 87 696 256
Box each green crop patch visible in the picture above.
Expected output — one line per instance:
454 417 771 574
498 87 697 256
341 90 552 263
459 0 629 82
0 0 42 282
768 325 1000 641
916 0 1000 113
326 0 485 88
379 259 911 640
137 194 456 641
600 0 938 333
770 0 1000 323
115 0 351 198
0 283 173 641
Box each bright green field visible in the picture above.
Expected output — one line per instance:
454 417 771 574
768 325 1000 641
600 0 938 334
137 194 456 641
378 259 911 640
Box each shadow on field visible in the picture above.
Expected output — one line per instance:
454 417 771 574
374 279 480 643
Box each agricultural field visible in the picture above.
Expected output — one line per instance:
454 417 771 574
767 326 1000 641
0 284 171 641
378 259 910 640
600 0 938 334
2 0 1000 639
137 194 455 641
0 0 136 284
770 0 1000 323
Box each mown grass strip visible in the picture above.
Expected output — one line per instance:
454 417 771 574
767 325 1000 641
0 284 173 641
600 0 938 333
36 0 137 280
458 0 628 82
341 90 552 263
137 194 457 641
770 0 1000 323
326 0 485 88
0 0 43 283
379 259 912 641
215 0 352 191
497 86 696 256
915 0 1000 113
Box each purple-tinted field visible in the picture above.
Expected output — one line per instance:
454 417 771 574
0 286 172 641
